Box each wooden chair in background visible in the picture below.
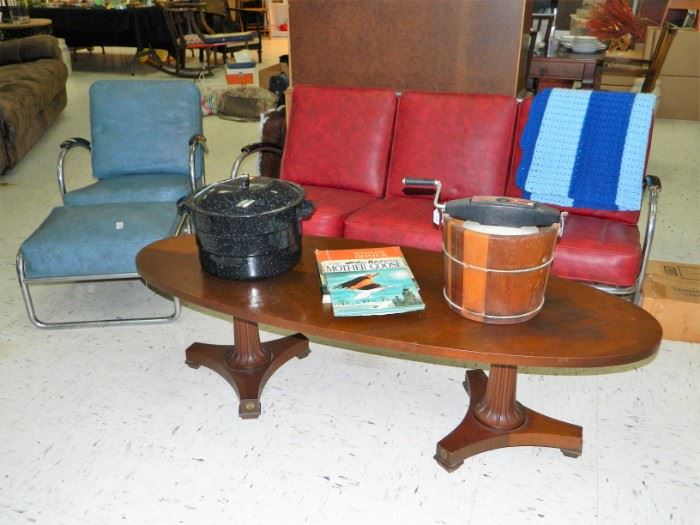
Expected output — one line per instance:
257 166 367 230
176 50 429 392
224 0 270 38
220 0 266 60
524 13 556 92
603 21 679 93
162 2 259 77
532 13 556 51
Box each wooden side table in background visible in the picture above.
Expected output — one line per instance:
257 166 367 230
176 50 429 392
0 17 52 41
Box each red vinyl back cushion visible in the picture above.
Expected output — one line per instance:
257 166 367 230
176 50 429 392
386 91 518 200
281 84 398 197
507 97 642 225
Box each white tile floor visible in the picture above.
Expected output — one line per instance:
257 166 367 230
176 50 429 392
1 40 699 524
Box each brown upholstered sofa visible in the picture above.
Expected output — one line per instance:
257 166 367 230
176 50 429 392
0 35 68 175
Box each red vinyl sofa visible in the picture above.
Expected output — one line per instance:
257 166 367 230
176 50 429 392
241 84 660 303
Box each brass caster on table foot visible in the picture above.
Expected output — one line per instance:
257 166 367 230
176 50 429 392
239 398 262 419
435 367 583 471
434 446 463 473
185 328 310 420
561 447 582 458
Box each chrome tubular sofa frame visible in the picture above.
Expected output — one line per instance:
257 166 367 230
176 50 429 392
591 175 661 305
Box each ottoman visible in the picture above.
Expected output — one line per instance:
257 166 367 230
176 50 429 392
17 202 184 328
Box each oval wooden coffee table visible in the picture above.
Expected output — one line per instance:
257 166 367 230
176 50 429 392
137 234 661 472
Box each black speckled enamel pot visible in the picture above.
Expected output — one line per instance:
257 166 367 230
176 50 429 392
180 175 314 280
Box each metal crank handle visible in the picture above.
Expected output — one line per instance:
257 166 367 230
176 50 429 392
402 177 439 187
402 178 444 211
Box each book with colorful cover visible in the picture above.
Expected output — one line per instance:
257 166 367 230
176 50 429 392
315 246 419 302
315 246 424 316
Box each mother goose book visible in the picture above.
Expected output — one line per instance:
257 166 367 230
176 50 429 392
315 246 424 317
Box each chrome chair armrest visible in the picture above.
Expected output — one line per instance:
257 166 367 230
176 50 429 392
57 138 91 202
645 174 661 192
634 174 662 305
230 142 283 179
189 134 208 191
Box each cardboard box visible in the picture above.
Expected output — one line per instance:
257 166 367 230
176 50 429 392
600 72 638 92
258 62 289 90
600 46 644 92
642 260 700 342
226 62 258 86
600 72 639 87
641 26 700 120
644 25 661 61
656 75 700 120
647 26 700 77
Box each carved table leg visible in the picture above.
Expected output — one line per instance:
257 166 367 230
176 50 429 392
435 365 582 472
185 317 310 419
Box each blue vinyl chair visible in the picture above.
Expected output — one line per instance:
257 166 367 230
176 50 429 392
58 80 207 206
16 80 207 328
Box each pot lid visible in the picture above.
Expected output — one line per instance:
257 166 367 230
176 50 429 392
190 175 305 217
444 196 561 227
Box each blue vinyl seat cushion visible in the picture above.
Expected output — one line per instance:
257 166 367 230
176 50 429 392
19 202 180 279
63 174 195 206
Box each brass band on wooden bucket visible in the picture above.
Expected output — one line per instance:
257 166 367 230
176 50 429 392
442 215 559 325
442 288 546 322
442 248 555 273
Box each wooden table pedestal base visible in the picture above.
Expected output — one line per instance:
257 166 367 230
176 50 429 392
435 366 582 472
185 317 310 419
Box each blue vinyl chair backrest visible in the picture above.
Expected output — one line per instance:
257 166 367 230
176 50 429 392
89 80 203 180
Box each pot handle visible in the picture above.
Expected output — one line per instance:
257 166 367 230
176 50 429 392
297 200 315 220
176 196 191 215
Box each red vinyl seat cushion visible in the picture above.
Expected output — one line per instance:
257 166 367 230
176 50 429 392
552 214 642 287
344 197 442 252
300 185 379 237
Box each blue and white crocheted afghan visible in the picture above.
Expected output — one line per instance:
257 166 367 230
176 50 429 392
516 88 656 211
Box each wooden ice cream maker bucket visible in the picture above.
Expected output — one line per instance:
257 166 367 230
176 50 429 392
404 180 563 324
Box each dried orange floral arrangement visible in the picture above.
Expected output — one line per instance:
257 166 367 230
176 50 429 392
586 0 648 51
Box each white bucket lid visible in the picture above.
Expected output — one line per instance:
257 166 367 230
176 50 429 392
461 220 540 236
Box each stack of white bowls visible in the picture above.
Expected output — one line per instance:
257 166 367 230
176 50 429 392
557 33 608 53
571 36 605 53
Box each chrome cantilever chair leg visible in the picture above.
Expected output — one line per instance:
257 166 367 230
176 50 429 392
16 205 189 329
16 254 181 329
